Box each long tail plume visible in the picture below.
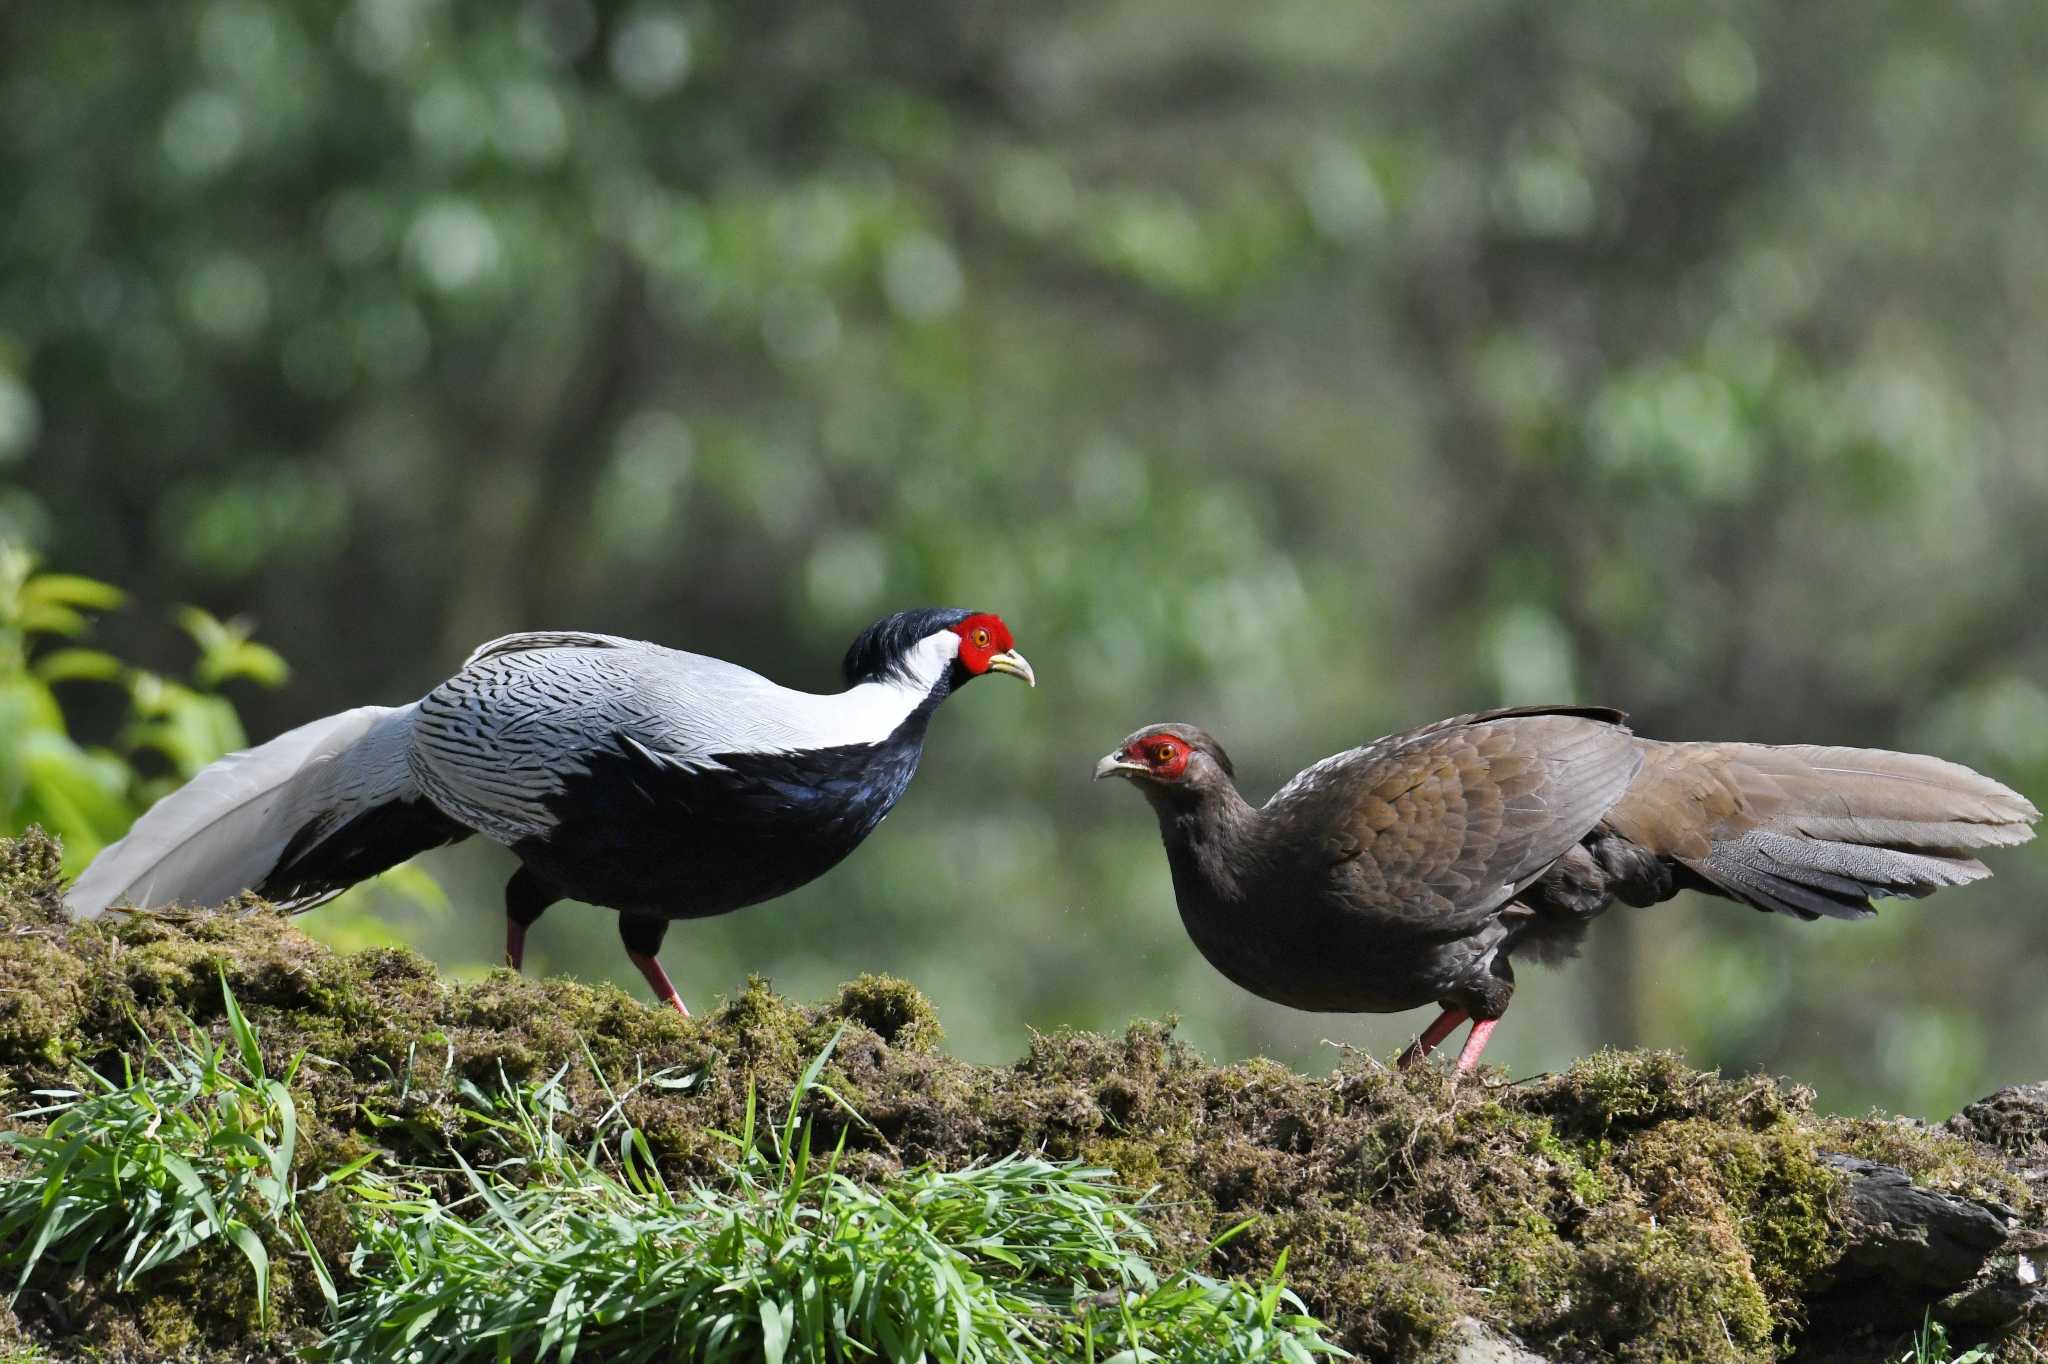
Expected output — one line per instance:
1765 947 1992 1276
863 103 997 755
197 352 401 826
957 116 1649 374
1629 742 2040 921
64 704 467 918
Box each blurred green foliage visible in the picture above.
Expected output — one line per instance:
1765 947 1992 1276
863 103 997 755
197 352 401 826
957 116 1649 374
0 546 284 873
0 546 444 944
4 0 2046 1115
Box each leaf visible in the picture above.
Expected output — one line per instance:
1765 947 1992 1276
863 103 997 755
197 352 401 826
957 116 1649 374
174 605 233 657
267 1083 299 1195
32 648 126 685
16 601 86 638
19 728 132 819
225 1223 271 1324
22 573 125 612
175 607 289 690
124 686 248 777
219 640 290 688
290 1207 340 1312
220 972 265 1081
759 1297 791 1364
778 1022 847 1159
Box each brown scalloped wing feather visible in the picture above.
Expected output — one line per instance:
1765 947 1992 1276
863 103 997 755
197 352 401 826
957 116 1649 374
1270 708 1643 935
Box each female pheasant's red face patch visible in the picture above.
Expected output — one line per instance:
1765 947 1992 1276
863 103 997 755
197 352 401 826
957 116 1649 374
951 613 1015 675
1132 734 1190 781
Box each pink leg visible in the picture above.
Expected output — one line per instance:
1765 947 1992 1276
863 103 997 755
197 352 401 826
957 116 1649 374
1453 1018 1500 1077
1398 1008 1470 1069
627 950 691 1018
507 920 527 971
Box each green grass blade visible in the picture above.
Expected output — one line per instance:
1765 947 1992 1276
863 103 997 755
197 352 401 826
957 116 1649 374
219 971 265 1082
225 1222 270 1324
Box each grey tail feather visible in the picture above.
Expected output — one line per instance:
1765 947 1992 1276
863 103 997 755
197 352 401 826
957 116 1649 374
1692 743 2038 921
63 703 468 919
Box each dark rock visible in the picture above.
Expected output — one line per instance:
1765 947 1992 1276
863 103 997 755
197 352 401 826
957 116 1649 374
1947 1083 2048 1205
1802 1153 2044 1350
1941 1229 2048 1333
1825 1155 2016 1294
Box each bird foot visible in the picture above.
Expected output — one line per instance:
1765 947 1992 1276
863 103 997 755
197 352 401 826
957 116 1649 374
1452 1018 1498 1077
1396 1009 1500 1080
1397 1007 1471 1070
627 950 691 1018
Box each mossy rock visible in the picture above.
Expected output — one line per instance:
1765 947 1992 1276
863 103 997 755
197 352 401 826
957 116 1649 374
0 828 2040 1363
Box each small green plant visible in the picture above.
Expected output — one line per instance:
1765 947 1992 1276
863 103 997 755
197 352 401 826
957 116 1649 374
1901 1309 1991 1364
327 1031 1341 1364
0 544 443 934
0 973 332 1324
0 543 288 872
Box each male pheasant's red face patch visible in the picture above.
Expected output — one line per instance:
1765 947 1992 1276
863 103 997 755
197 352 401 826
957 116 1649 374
1131 734 1190 782
951 613 1014 675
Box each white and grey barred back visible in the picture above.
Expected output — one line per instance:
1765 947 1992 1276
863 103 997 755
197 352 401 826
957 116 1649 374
406 630 961 846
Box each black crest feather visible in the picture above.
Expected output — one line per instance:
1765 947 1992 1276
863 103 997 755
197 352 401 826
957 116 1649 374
841 607 977 685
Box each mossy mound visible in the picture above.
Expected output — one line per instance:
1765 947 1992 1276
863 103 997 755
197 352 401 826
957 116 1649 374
0 828 2039 1363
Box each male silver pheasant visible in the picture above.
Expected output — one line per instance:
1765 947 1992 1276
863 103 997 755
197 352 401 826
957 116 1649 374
67 608 1034 1014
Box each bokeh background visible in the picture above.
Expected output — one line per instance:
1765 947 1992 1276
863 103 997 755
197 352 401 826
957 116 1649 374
5 0 2047 1118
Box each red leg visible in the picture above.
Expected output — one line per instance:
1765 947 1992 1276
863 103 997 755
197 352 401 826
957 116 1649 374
506 920 527 971
627 950 691 1018
1398 1008 1470 1069
1453 1018 1499 1077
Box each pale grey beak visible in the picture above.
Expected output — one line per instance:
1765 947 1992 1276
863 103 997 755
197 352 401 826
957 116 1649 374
1095 752 1145 781
988 649 1035 687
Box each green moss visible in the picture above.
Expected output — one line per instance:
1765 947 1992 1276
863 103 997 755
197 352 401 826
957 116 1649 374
1525 1209 1775 1362
0 932 90 1071
1624 1118 1845 1320
0 829 64 922
1316 1248 1460 1360
0 829 2038 1364
136 1293 203 1353
827 973 944 1051
1527 1118 1618 1205
1817 1113 2032 1206
710 972 810 1071
1536 1048 1807 1136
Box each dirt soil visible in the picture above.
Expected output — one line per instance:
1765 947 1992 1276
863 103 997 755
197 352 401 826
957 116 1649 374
0 829 2041 1364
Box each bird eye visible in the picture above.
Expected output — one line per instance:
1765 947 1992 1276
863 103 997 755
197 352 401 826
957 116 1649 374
1153 743 1178 764
972 628 991 649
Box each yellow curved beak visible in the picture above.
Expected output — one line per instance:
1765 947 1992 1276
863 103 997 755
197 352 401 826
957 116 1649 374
987 649 1036 687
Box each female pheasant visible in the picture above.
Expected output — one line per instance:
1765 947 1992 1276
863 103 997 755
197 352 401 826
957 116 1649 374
1096 705 2037 1074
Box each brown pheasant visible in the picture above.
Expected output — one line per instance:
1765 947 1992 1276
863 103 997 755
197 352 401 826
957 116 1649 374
1094 706 2039 1075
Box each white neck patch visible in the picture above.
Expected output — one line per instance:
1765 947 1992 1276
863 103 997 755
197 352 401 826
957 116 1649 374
885 629 965 693
734 627 962 755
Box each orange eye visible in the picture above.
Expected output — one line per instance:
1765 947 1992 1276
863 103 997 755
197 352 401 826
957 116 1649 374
972 628 991 648
1153 743 1178 764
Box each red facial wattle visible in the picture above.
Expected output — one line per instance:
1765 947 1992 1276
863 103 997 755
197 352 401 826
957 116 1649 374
952 613 1015 675
1137 737 1189 781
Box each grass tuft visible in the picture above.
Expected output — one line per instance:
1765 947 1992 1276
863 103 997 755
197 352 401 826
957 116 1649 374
323 1028 1341 1364
0 970 325 1325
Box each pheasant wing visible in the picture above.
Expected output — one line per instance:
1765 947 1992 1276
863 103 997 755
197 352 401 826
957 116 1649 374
1266 706 1643 936
410 637 804 845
